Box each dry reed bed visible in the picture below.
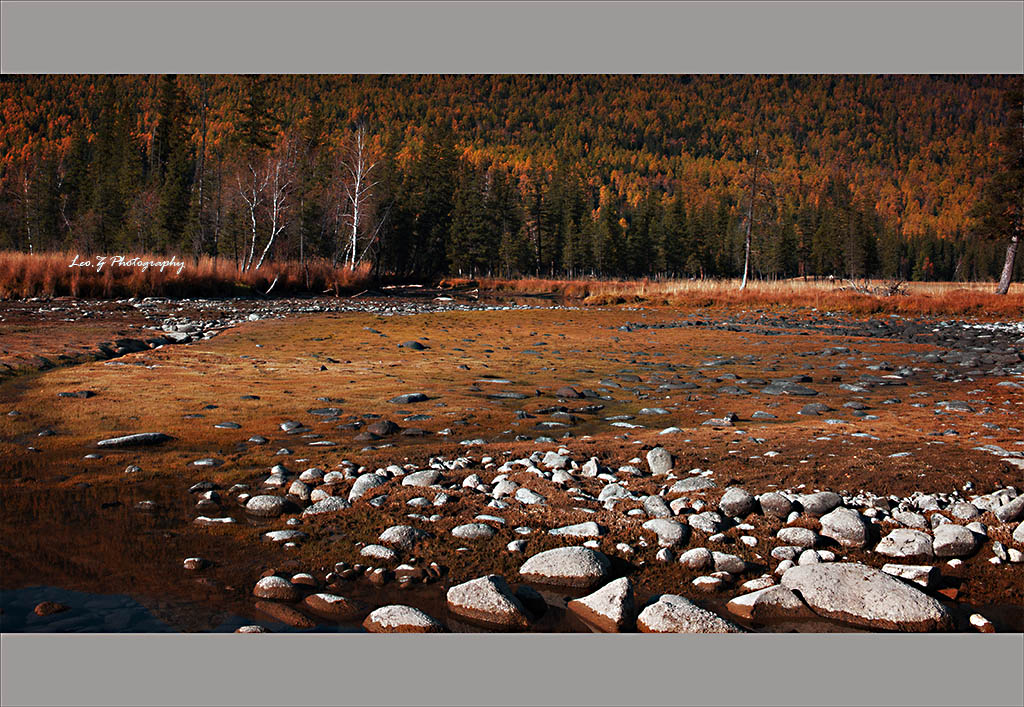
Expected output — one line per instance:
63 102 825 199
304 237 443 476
443 276 1024 317
0 251 373 299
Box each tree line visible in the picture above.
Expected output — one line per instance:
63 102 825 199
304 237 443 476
0 74 1019 284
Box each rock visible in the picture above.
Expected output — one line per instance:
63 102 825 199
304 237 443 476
688 511 726 534
646 447 674 476
254 601 316 629
303 496 351 515
799 492 843 517
451 523 496 540
893 511 929 529
349 473 388 502
876 528 934 559
515 488 546 505
581 458 601 477
263 530 307 543
637 594 744 633
880 564 937 588
555 386 583 399
776 527 819 548
726 585 814 621
949 502 981 521
994 495 1024 524
363 605 445 633
446 575 530 629
402 470 441 487
541 451 570 469
96 432 172 448
969 613 995 633
932 524 978 557
719 487 757 518
235 625 268 633
183 557 209 571
780 562 954 631
567 577 635 632
245 495 286 518
252 576 299 601
287 480 311 501
678 547 714 570
712 552 746 574
389 393 428 404
759 492 794 519
643 495 673 518
819 507 870 548
670 477 717 494
641 519 690 547
379 525 431 551
33 601 69 616
1014 521 1024 544
360 545 399 562
549 522 604 538
366 420 399 436
519 547 610 589
302 593 370 621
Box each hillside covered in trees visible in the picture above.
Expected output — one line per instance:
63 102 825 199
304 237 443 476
0 74 1019 283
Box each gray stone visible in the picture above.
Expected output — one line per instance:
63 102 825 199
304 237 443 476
245 495 286 518
800 492 843 517
643 495 673 518
349 473 388 502
451 523 496 540
379 525 431 551
880 563 938 588
780 562 954 631
446 575 530 629
1014 521 1024 544
252 576 298 601
646 447 674 476
711 551 746 574
949 502 981 521
642 519 690 547
819 507 869 548
994 495 1024 524
726 585 814 621
688 511 726 534
637 594 744 633
515 488 546 505
678 547 714 570
549 522 604 538
363 605 445 633
759 492 794 519
669 477 717 494
360 544 398 562
932 524 978 557
402 470 441 487
776 527 819 548
876 528 934 559
567 577 635 632
302 496 351 515
519 547 610 589
719 487 757 518
893 511 929 529
96 432 172 448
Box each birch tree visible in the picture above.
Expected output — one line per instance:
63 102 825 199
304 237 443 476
339 125 378 266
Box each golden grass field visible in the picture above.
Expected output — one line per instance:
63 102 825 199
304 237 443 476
443 276 1024 316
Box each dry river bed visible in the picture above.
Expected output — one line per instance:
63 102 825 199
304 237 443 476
1 296 1023 633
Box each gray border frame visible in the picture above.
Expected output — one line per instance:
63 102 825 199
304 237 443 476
1 1 1023 74
1 2 1023 706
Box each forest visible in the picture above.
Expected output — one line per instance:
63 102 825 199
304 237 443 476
0 74 1020 283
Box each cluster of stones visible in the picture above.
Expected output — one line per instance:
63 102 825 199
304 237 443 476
176 429 1024 633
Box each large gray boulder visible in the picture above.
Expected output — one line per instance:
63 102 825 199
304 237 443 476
637 594 744 633
518 547 610 589
378 525 432 551
348 473 388 502
363 605 445 633
799 492 843 517
726 585 815 621
780 562 954 631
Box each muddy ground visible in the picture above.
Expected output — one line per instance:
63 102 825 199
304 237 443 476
1 293 1022 633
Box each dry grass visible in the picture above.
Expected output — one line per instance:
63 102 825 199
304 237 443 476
442 276 1024 316
0 250 374 299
